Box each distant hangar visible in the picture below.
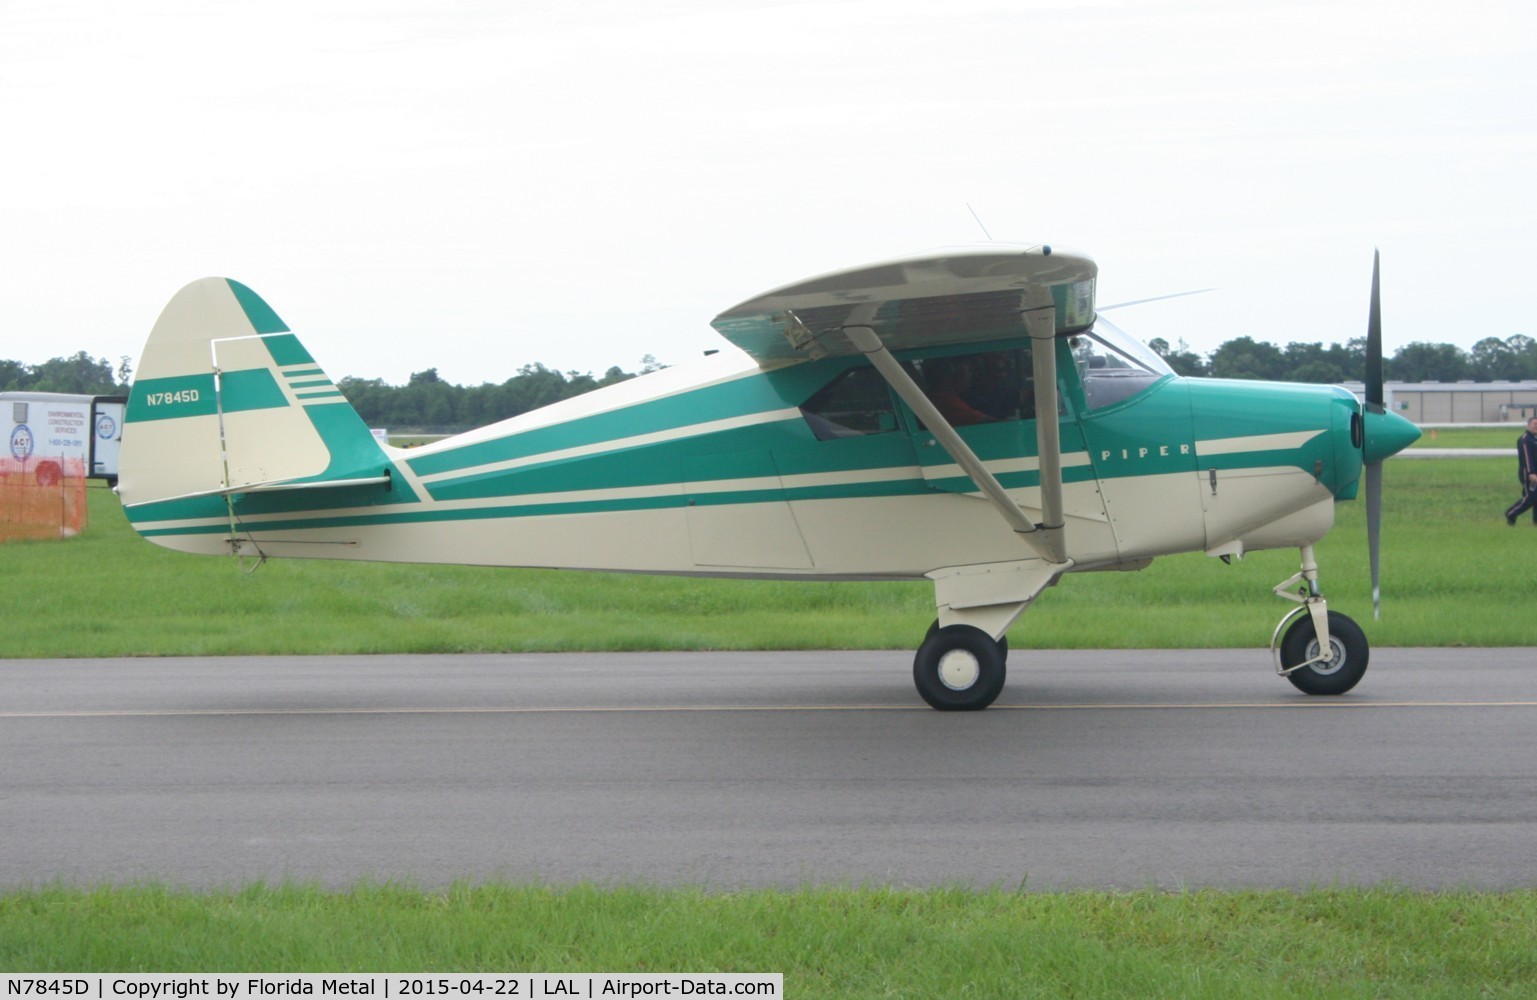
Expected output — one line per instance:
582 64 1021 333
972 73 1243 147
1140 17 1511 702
1342 380 1537 424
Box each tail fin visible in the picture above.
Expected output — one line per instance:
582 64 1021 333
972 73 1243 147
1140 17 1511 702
120 278 395 524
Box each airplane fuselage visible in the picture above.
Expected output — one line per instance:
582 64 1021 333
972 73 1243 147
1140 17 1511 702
129 327 1365 583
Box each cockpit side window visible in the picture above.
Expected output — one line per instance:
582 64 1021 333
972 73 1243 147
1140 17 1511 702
911 347 1036 428
800 365 898 441
802 345 1046 440
1071 319 1173 410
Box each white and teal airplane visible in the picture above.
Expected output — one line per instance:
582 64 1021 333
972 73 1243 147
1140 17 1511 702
118 244 1420 710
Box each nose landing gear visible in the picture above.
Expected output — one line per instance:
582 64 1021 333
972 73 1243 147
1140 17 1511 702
1270 544 1370 695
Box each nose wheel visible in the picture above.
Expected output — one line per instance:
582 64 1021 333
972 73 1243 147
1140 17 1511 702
1268 544 1371 696
1276 608 1369 695
913 623 1008 711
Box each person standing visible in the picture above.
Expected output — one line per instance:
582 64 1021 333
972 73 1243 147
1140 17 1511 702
1504 415 1537 525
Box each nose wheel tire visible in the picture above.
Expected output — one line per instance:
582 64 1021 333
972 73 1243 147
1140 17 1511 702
914 624 1007 711
1279 610 1369 695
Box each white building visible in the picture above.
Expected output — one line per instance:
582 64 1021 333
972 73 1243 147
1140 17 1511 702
1339 381 1537 424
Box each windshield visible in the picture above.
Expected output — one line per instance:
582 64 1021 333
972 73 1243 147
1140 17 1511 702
1071 317 1173 410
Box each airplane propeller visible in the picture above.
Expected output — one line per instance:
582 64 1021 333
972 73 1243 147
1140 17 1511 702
1363 250 1386 619
1354 250 1423 617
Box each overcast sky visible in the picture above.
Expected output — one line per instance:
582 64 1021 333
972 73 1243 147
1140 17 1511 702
3 0 1533 386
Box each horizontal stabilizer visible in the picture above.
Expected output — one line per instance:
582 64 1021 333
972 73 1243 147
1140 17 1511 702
131 473 394 509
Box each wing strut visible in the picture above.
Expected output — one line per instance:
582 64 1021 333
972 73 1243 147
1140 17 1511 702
841 305 1068 564
1023 306 1067 562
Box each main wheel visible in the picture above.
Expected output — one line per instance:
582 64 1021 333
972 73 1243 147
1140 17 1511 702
925 619 1008 658
913 624 1007 711
1279 610 1369 695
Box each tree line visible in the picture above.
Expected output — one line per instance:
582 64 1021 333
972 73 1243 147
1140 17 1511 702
0 352 662 433
1151 332 1537 383
336 357 663 432
7 333 1535 432
1 352 130 395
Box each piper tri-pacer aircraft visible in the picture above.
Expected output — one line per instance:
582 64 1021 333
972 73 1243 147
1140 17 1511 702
118 244 1420 710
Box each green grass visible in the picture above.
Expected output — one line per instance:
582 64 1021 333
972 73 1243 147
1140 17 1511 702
4 884 1536 997
389 434 451 448
3 458 1533 657
1409 426 1525 449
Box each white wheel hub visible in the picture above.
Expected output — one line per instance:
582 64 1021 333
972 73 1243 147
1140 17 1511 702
937 649 982 691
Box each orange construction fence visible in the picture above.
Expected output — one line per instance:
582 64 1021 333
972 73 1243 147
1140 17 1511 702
0 457 88 542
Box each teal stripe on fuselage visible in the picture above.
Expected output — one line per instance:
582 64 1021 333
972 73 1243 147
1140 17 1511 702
422 410 1096 504
423 413 916 501
405 361 840 479
1183 378 1360 494
134 474 942 538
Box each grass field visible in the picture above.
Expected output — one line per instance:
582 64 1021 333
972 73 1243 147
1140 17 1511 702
5 884 1536 997
1409 425 1527 449
3 457 1533 656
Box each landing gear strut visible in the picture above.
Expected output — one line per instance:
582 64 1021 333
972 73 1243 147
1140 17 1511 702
1270 544 1370 695
912 560 1064 711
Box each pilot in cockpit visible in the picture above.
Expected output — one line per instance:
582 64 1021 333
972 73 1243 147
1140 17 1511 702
927 357 999 427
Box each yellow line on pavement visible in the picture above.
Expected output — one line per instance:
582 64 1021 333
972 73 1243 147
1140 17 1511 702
5 700 1537 719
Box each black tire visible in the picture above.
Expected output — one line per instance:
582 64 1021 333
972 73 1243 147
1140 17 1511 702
1280 610 1369 695
913 624 1007 711
925 618 1008 659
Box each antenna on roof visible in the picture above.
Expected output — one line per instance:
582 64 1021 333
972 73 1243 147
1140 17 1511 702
966 203 994 241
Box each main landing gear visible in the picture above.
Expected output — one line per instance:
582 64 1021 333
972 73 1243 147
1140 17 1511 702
1270 544 1370 695
913 622 1008 711
911 560 1061 711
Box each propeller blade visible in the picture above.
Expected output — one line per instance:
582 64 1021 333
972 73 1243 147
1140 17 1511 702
1365 249 1384 411
1364 250 1385 619
1365 459 1383 620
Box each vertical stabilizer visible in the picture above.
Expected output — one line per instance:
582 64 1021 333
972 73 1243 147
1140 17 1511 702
120 278 389 514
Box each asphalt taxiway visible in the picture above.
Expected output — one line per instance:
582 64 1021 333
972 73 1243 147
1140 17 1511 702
3 648 1535 890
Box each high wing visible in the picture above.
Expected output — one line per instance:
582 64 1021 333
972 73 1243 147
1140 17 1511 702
710 243 1096 362
711 244 1098 565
